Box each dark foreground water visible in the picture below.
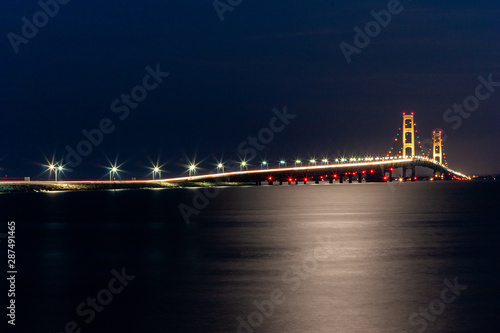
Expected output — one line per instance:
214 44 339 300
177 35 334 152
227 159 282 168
1 181 499 332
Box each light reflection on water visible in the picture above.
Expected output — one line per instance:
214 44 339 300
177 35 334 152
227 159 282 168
2 181 499 332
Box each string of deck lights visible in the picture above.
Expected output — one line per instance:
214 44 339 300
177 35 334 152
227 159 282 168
40 153 467 182
39 113 462 181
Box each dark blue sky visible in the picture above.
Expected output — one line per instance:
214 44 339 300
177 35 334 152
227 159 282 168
1 0 499 179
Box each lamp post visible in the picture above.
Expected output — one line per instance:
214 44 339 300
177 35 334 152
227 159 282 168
57 165 63 181
240 161 247 171
279 160 286 168
295 160 302 167
217 163 224 173
261 161 268 169
188 165 196 177
110 167 118 181
153 167 160 179
48 164 56 181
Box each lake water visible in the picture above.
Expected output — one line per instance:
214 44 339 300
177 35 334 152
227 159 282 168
1 181 499 332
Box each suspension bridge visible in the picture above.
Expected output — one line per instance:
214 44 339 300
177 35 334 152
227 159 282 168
170 112 468 185
0 112 469 190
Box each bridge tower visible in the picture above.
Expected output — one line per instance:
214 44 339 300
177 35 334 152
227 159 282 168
402 112 415 157
432 131 443 164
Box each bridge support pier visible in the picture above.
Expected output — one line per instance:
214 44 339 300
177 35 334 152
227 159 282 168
279 179 283 185
411 166 416 181
256 180 261 186
295 180 298 185
339 176 343 184
315 180 319 184
348 175 353 183
403 166 407 182
329 178 333 184
358 173 362 183
304 179 307 184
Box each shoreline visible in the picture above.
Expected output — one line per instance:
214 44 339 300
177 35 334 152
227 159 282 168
0 181 253 193
1 179 491 193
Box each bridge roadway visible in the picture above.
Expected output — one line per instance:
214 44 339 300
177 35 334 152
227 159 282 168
177 156 469 183
0 156 469 187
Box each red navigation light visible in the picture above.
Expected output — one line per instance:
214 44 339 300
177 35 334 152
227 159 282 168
333 174 338 178
268 176 272 181
304 177 308 181
370 170 374 173
383 176 388 181
411 112 414 115
413 177 417 180
320 176 323 179
362 170 366 174
288 178 292 182
402 112 406 115
389 167 394 171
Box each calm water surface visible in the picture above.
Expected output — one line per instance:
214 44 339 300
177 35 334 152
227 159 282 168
1 181 499 332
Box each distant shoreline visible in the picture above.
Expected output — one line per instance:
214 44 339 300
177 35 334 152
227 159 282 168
0 181 256 193
1 179 495 193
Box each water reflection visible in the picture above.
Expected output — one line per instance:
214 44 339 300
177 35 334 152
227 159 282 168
2 182 498 332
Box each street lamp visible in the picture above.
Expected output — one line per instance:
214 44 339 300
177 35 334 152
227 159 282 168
279 160 286 168
57 165 63 181
240 161 248 171
261 161 268 169
153 166 160 180
309 159 316 166
217 163 224 173
188 165 196 177
110 166 118 181
321 159 328 165
48 164 57 181
295 160 302 167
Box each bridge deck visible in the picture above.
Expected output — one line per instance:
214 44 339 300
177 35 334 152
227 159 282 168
0 157 468 185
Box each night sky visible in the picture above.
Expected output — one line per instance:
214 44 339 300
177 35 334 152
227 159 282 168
1 0 499 179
